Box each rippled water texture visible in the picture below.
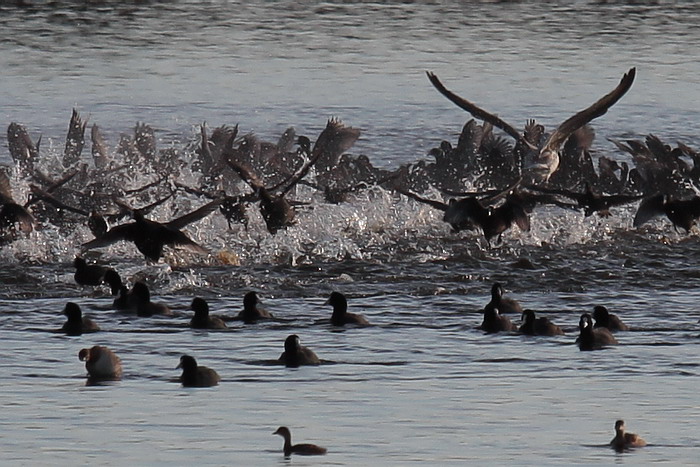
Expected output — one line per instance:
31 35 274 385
1 1 700 465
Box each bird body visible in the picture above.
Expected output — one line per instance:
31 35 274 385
278 335 320 367
577 313 618 350
79 345 122 380
273 426 327 457
611 420 647 451
177 355 220 387
326 292 369 326
62 302 100 336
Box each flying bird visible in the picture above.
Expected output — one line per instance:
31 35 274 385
426 68 636 184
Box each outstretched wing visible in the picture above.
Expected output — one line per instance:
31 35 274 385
633 193 664 227
167 198 223 230
81 222 138 250
394 187 448 211
543 68 636 153
426 71 526 145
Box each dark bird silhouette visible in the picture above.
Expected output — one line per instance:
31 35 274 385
326 291 369 326
592 305 629 332
479 305 517 333
485 283 523 315
610 420 647 451
518 309 564 336
395 187 530 244
130 282 171 317
634 193 700 232
576 313 618 350
278 334 320 367
273 426 327 457
73 256 113 286
62 302 100 336
81 198 221 261
177 355 220 387
103 270 135 311
527 183 643 217
427 68 636 184
236 291 273 323
190 297 227 330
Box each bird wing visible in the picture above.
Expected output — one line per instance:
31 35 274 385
633 193 665 227
543 68 636 153
163 229 210 255
167 198 223 230
426 71 528 146
394 187 448 211
0 171 13 203
28 185 90 216
82 222 138 250
525 184 585 202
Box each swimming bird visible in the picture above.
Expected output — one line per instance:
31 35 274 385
78 345 122 380
236 291 273 323
479 305 517 333
592 305 629 332
62 302 100 336
577 313 618 350
427 68 636 185
278 335 320 367
0 170 35 240
485 283 523 315
130 282 171 317
103 270 135 311
73 256 113 286
610 420 647 451
177 355 220 387
634 193 700 232
326 291 369 326
273 426 327 457
518 309 564 336
81 198 222 262
190 297 227 330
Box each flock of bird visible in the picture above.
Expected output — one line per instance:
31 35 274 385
2 69 676 456
67 252 648 454
1 68 700 256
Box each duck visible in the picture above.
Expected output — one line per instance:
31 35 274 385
273 426 327 456
479 305 517 333
103 270 135 311
62 302 100 336
177 355 220 387
130 282 171 317
81 198 221 262
610 420 647 451
73 256 113 286
190 297 227 330
236 291 273 323
486 283 523 315
577 313 618 350
78 345 122 380
592 305 629 332
278 334 320 367
326 291 369 326
518 309 564 336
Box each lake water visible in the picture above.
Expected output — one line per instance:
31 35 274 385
1 1 700 465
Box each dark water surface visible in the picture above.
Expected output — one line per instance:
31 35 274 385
1 1 700 465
